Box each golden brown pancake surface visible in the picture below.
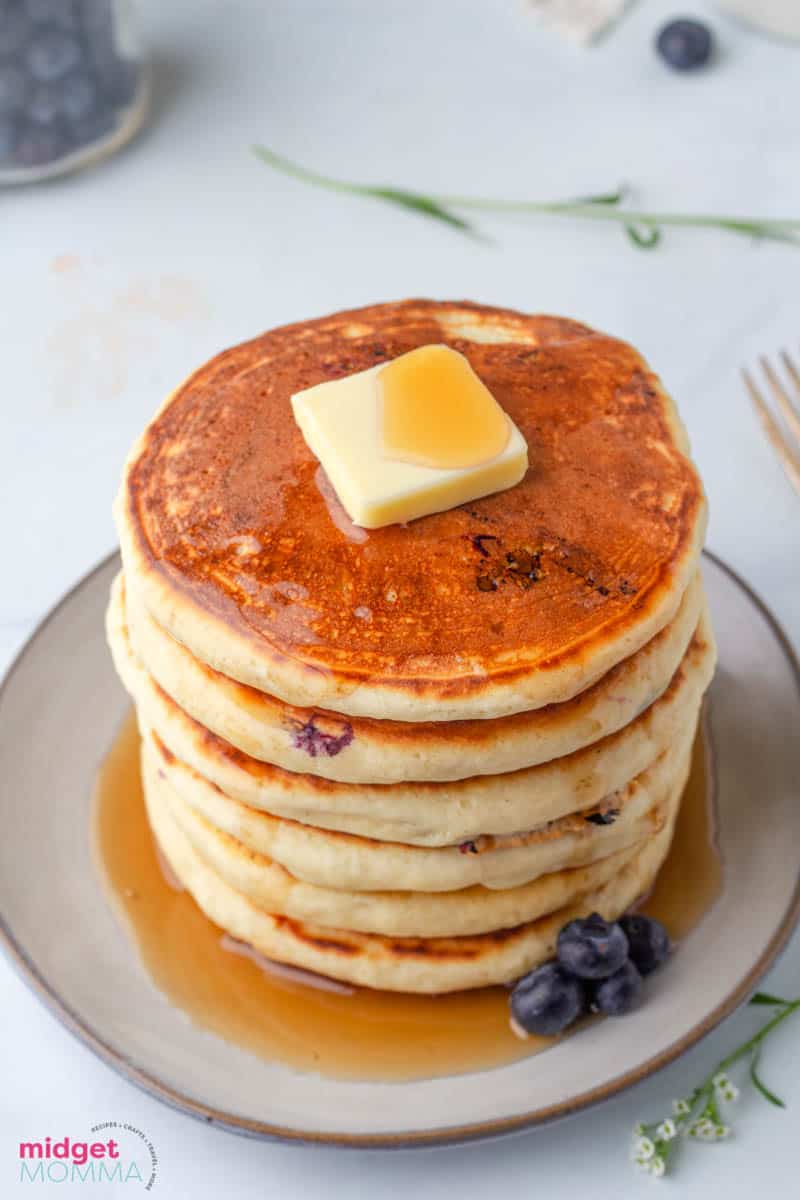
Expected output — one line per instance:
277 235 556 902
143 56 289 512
122 300 705 706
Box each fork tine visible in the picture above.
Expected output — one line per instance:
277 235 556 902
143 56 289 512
743 366 800 496
779 348 800 406
759 354 800 445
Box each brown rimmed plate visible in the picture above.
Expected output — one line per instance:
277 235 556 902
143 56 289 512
0 551 798 1148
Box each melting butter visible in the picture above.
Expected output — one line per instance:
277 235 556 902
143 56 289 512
291 345 528 529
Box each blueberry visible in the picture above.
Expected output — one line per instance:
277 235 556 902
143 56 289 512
592 960 643 1016
13 117 64 164
103 58 139 108
23 0 77 28
66 103 112 148
26 28 83 82
510 962 586 1037
556 912 629 980
28 71 97 125
656 19 713 72
0 113 18 160
619 914 671 977
81 0 116 72
80 0 114 35
28 83 59 122
0 64 28 114
61 72 95 120
0 5 30 56
81 0 139 108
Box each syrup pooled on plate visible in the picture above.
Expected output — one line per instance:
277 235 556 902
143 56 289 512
92 712 721 1082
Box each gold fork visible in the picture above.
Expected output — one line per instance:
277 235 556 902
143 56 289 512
742 351 800 496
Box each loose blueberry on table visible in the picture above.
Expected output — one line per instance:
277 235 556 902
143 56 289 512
656 19 714 72
509 913 671 1038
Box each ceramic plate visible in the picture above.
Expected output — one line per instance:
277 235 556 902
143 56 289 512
1 552 799 1148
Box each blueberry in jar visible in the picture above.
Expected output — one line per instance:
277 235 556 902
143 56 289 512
556 912 629 980
28 83 60 123
28 71 96 128
0 114 18 160
13 117 63 165
592 961 643 1017
82 0 137 108
0 5 30 57
67 105 113 148
619 914 671 976
26 28 83 83
0 64 28 114
510 962 586 1037
656 19 713 72
23 0 79 27
60 72 96 121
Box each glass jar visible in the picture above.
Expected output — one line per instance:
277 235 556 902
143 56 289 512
0 0 149 184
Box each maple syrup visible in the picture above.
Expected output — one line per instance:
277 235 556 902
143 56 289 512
379 344 510 468
91 711 721 1082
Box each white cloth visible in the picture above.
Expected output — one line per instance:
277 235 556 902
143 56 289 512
530 0 630 44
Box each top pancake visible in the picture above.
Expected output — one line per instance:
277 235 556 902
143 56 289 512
116 300 706 721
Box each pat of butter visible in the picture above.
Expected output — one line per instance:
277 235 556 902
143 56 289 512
291 347 528 529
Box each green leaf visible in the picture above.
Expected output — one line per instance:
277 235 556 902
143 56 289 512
750 992 790 1007
625 222 661 249
572 186 628 206
364 187 478 235
252 145 478 238
714 219 800 247
750 1050 786 1108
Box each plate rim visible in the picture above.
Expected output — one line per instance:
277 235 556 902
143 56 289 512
1 548 799 1150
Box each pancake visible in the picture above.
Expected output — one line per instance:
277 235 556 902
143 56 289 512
109 584 716 844
116 300 707 722
145 761 686 992
141 742 650 937
121 569 704 783
144 726 692 893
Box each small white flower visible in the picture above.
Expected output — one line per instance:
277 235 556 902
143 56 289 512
635 1136 656 1160
713 1073 739 1103
656 1119 677 1141
688 1118 717 1141
714 1124 731 1141
636 1155 667 1178
672 1099 691 1117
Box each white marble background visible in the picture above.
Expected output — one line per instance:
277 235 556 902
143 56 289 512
2 0 799 1195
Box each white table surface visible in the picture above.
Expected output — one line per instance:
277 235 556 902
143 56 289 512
2 0 799 1195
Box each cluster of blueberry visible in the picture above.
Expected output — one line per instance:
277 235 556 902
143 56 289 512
0 0 141 171
510 912 671 1037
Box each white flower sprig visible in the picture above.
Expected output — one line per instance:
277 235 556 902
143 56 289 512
630 991 800 1178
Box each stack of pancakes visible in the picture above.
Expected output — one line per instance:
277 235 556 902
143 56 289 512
107 300 714 994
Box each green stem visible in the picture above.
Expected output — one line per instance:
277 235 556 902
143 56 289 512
717 997 800 1074
253 146 365 197
684 998 800 1133
253 145 800 246
436 194 800 235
